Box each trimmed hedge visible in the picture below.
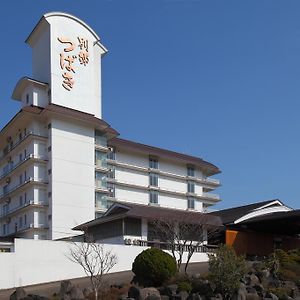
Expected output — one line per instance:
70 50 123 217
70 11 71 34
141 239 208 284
132 248 177 286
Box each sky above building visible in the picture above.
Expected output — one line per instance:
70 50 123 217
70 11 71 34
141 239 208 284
1 1 300 210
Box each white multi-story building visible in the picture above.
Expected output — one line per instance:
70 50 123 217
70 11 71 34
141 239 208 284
0 12 220 241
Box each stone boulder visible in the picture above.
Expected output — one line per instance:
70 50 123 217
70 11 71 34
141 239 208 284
128 286 141 300
60 280 73 298
10 287 27 300
140 287 161 300
69 285 84 299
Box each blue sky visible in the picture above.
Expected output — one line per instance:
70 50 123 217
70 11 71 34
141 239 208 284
1 1 300 210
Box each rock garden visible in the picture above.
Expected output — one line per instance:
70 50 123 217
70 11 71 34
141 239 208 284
9 246 300 300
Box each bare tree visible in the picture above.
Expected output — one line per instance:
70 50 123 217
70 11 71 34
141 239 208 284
69 241 117 300
149 213 221 273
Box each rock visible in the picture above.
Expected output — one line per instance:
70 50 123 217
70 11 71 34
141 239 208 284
140 288 161 300
261 269 270 279
253 284 264 293
20 296 49 300
177 291 189 300
246 287 257 294
10 287 27 300
145 294 161 300
267 293 278 300
60 280 72 297
69 285 84 299
187 293 202 300
249 274 260 286
128 286 141 300
82 287 93 298
166 284 178 295
245 293 260 300
236 286 247 300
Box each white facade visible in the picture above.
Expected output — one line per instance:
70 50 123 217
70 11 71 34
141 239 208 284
94 141 220 217
0 238 209 289
0 12 220 241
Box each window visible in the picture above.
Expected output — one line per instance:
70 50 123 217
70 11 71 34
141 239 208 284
187 197 195 209
187 181 195 193
24 171 27 181
149 190 158 204
107 182 115 198
24 214 27 225
19 195 23 207
19 175 23 185
107 148 115 160
24 149 27 158
108 168 115 179
24 193 27 203
19 216 23 228
26 94 29 104
149 173 158 187
19 132 22 141
3 204 9 215
149 157 158 169
187 166 195 177
2 224 7 235
19 153 22 162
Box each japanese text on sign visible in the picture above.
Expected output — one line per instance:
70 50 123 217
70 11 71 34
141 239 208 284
57 37 89 91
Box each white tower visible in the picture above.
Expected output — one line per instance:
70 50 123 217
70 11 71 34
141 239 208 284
0 13 116 240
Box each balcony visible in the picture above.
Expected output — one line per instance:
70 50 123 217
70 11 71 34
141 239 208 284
0 154 48 182
0 131 47 162
3 223 49 237
95 158 108 171
95 196 113 211
0 200 48 219
0 177 48 200
201 192 220 201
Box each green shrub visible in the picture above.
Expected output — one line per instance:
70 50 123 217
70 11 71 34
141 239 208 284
208 245 247 300
269 287 292 300
177 281 192 293
279 268 298 282
132 248 177 287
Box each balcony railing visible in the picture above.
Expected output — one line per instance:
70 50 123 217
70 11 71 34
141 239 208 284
0 200 48 218
124 239 219 253
3 223 49 237
0 154 47 180
0 131 47 161
0 177 48 200
202 192 220 200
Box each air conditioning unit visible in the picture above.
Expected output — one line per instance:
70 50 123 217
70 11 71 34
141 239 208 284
124 238 132 245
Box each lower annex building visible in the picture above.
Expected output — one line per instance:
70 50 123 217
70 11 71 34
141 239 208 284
0 12 221 241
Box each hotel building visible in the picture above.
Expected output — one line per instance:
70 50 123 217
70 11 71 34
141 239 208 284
0 12 221 241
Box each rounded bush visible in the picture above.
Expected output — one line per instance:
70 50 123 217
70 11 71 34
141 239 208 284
132 248 177 286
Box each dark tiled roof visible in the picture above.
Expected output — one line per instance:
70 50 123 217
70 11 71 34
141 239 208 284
210 199 284 225
73 201 223 230
108 138 221 176
240 209 300 224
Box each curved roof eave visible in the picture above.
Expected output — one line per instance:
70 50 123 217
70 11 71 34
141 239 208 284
25 12 108 53
12 77 48 101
